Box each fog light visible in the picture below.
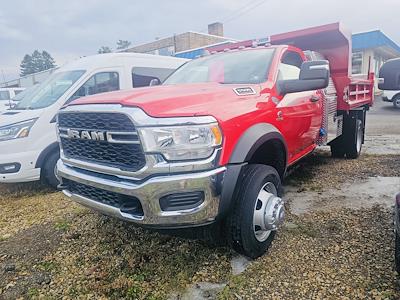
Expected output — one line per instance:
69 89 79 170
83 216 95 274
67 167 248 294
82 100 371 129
0 163 21 174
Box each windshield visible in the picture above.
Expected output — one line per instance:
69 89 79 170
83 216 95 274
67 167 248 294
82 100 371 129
164 49 275 85
14 70 85 110
12 86 38 102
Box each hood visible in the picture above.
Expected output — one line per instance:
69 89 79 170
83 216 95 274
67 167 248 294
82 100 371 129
0 109 44 127
69 83 264 119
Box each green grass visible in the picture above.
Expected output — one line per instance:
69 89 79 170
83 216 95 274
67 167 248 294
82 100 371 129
38 261 59 272
54 220 70 231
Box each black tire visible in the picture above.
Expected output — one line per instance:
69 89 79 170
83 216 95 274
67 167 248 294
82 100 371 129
396 233 400 273
42 151 60 189
345 119 363 159
393 95 400 108
225 164 281 259
330 140 346 158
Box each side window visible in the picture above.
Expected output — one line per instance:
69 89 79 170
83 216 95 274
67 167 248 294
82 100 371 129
68 72 119 102
132 67 175 88
278 51 303 80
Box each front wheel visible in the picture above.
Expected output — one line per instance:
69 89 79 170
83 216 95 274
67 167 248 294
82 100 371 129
226 164 285 259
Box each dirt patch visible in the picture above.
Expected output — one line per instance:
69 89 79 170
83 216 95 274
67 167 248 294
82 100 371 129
35 211 232 299
0 223 64 298
0 184 81 238
287 176 399 214
219 206 399 299
285 151 400 192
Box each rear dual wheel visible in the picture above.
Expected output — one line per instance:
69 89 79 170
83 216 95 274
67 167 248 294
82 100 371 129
330 117 363 159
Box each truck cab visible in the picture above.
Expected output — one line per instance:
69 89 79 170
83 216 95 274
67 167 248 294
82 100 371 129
0 53 187 187
56 23 374 258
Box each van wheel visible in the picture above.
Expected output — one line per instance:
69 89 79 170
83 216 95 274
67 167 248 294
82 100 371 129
226 164 285 259
345 119 363 159
393 95 400 108
42 151 60 189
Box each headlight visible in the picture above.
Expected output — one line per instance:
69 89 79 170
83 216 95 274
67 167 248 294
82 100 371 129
0 119 37 142
138 123 222 161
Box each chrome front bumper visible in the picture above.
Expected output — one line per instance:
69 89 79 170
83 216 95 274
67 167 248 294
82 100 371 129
57 160 226 227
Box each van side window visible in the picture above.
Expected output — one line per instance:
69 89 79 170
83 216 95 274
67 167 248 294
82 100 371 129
278 51 303 81
132 67 175 88
68 72 119 102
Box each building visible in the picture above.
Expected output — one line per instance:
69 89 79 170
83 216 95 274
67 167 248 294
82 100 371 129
352 30 400 75
124 22 236 56
352 30 400 92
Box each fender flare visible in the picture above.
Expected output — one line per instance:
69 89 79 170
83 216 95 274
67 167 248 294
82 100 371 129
35 142 60 169
229 123 287 165
217 123 287 219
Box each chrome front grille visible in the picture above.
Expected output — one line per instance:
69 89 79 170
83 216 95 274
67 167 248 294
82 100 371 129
58 112 146 172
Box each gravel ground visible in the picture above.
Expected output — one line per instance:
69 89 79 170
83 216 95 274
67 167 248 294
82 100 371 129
1 151 399 299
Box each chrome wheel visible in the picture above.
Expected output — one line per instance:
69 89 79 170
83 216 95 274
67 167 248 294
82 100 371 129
253 182 285 242
356 122 363 154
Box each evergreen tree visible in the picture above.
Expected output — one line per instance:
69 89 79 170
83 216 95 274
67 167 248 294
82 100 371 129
41 51 56 70
116 40 131 50
20 54 34 76
98 46 112 54
20 50 57 76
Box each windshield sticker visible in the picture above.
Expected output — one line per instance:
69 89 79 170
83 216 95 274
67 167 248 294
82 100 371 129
233 87 256 96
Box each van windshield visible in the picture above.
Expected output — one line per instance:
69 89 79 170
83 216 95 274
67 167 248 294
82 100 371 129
164 48 275 85
14 70 85 110
12 85 38 102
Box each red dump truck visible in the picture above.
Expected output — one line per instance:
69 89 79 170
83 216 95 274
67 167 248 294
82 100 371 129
56 23 374 258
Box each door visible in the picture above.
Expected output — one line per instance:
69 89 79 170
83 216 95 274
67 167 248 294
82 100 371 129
274 51 322 162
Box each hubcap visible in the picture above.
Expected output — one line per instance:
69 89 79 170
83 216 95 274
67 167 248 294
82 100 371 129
395 98 400 107
253 182 285 242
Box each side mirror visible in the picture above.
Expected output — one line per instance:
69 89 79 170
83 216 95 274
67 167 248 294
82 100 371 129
378 58 400 90
149 78 161 86
278 60 330 95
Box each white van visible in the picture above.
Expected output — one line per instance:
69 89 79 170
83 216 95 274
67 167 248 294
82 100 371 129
0 53 187 187
0 88 25 112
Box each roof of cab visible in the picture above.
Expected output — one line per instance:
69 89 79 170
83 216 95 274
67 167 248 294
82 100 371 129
59 52 188 72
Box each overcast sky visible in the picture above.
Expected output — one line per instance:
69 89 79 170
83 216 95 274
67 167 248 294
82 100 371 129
1 0 399 81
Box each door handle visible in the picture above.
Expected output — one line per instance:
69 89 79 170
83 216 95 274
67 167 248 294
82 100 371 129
310 95 320 103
